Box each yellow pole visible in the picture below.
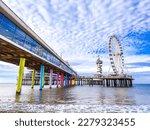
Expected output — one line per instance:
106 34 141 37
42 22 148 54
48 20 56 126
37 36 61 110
16 58 25 94
72 80 75 86
31 70 36 89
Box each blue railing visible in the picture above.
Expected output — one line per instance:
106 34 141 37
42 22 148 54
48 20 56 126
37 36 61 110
0 12 77 75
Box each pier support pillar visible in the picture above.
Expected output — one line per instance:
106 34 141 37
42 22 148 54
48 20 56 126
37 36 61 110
114 80 117 87
81 79 82 86
60 73 64 87
124 79 127 87
78 79 80 85
16 58 26 94
40 65 45 90
42 72 45 88
31 69 36 89
74 79 75 85
116 79 119 87
103 79 105 87
70 76 73 86
106 79 108 87
56 72 59 88
108 80 110 87
72 79 75 86
130 80 133 87
49 69 53 89
65 73 69 87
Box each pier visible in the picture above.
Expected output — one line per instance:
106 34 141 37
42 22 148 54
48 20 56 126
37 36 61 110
74 75 133 87
22 72 133 87
75 75 133 87
0 1 77 94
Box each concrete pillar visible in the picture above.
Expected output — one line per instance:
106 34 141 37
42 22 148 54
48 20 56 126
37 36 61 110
111 80 113 87
114 80 116 87
81 79 82 86
130 80 132 87
79 79 80 85
103 79 105 87
106 79 108 87
125 79 127 87
120 80 122 87
16 58 26 94
127 80 129 87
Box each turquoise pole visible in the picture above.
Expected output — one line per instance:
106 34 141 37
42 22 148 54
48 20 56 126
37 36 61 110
40 65 45 90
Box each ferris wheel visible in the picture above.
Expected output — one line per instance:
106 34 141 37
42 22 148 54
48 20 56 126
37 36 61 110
108 35 124 75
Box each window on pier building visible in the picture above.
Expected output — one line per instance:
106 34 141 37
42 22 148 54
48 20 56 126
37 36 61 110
0 13 16 40
2 15 16 30
13 27 26 46
0 13 3 23
24 35 36 51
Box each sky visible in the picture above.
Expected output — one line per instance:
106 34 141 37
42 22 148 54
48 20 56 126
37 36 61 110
0 0 150 84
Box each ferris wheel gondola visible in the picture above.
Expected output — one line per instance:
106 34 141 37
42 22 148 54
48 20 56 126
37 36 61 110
108 35 124 75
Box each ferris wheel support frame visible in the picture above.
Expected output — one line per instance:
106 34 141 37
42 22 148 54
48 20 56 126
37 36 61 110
108 35 124 75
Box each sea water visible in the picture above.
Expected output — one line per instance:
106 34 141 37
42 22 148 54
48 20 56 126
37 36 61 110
0 84 150 113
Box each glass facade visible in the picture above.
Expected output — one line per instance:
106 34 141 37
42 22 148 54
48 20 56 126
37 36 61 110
0 12 77 75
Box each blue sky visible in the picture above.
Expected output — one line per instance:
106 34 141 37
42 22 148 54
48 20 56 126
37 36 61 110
0 0 150 84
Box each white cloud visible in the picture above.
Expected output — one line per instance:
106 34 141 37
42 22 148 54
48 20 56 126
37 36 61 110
128 66 150 73
0 61 29 83
125 55 150 64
